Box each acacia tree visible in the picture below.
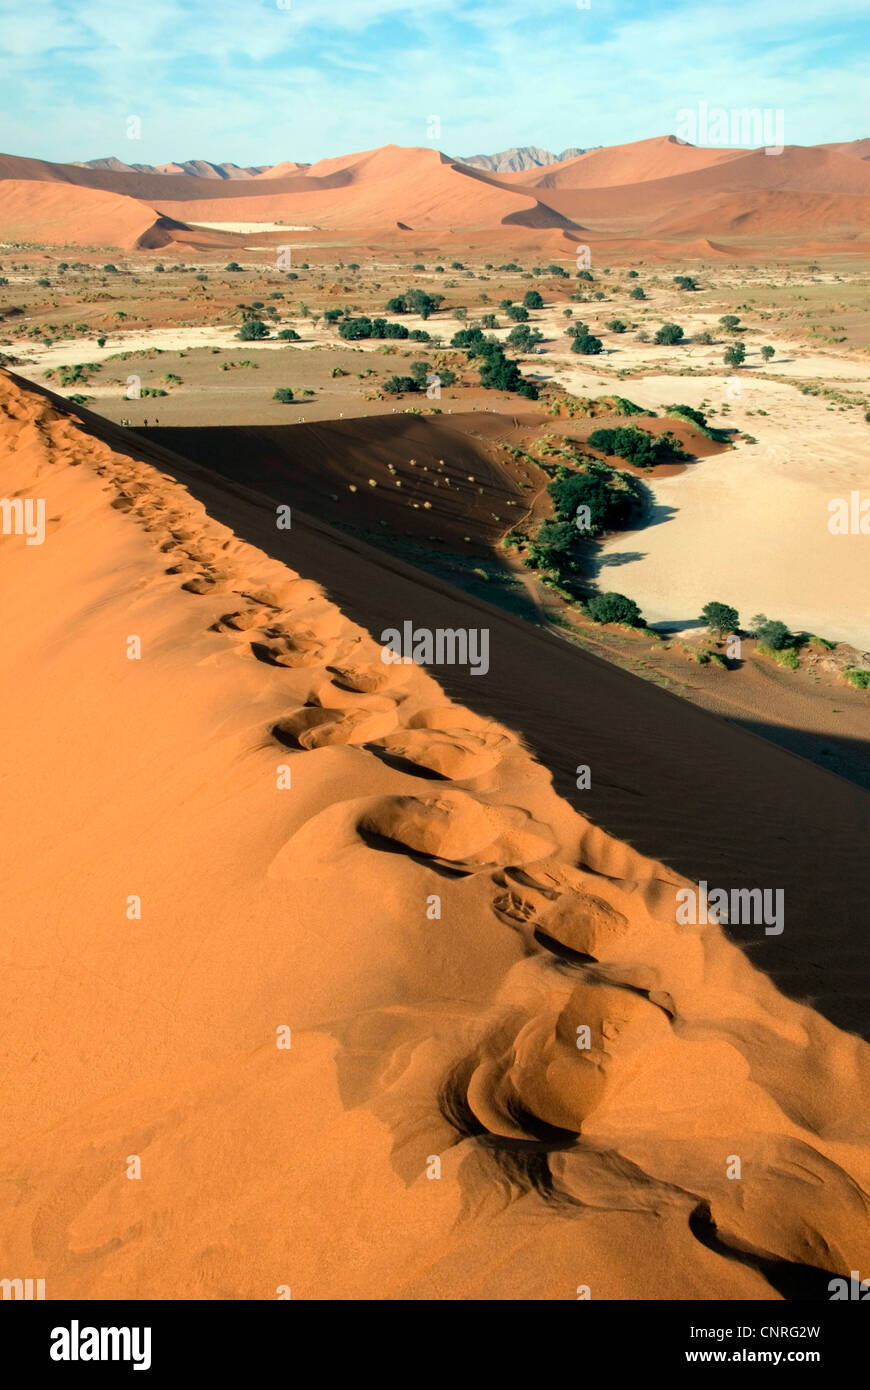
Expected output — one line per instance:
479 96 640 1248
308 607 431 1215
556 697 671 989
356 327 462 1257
701 601 739 637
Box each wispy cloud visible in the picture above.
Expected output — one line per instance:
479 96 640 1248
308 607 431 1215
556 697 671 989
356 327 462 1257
0 0 866 163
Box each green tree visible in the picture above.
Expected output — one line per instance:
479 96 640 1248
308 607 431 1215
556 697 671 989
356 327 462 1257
760 345 775 362
587 592 643 626
724 341 746 368
237 319 269 340
751 614 792 650
523 289 544 309
507 324 544 351
674 275 698 291
654 322 684 345
701 601 739 637
273 387 295 402
571 332 603 355
629 286 646 300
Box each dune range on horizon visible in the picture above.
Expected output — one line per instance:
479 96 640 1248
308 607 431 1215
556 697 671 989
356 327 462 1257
2 135 870 254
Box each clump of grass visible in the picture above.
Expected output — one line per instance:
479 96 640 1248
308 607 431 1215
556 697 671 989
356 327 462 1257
843 667 870 689
757 643 799 669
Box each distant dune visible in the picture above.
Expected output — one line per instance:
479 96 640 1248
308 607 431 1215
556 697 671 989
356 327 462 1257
2 135 869 249
459 145 586 173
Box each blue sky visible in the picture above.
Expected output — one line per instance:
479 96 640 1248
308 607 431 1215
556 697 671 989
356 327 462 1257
0 0 867 164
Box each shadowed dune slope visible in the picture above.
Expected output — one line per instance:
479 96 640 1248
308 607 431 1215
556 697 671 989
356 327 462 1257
1 368 868 1302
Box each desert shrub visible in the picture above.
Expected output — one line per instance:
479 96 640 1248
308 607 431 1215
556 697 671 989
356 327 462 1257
225 262 244 272
523 289 543 309
452 327 486 349
654 322 684 345
674 275 698 291
526 519 587 573
237 319 269 340
506 304 530 322
277 328 301 340
577 270 594 282
548 460 644 536
665 403 728 441
338 316 373 339
629 286 646 300
571 332 603 355
475 343 538 398
843 667 870 689
587 591 643 626
758 643 800 669
588 425 686 467
694 329 714 344
607 319 628 333
507 324 544 351
719 314 741 332
383 376 420 395
751 614 792 650
273 387 295 403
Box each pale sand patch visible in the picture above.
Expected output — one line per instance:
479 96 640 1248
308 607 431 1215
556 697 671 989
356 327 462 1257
189 221 315 233
555 370 870 649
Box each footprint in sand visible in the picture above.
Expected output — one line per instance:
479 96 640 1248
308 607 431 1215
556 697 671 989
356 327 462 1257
493 866 631 964
253 631 342 669
181 569 235 595
329 660 411 694
451 977 671 1146
273 700 400 749
358 790 556 871
371 727 509 781
214 606 277 633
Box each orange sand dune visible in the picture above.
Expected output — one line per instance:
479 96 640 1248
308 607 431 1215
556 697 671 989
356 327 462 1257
2 138 869 246
153 146 577 233
0 178 172 248
1 369 869 1300
507 134 746 189
648 187 870 238
500 144 870 238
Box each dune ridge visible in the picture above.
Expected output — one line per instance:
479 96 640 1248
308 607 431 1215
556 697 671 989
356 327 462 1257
3 137 870 249
1 369 869 1299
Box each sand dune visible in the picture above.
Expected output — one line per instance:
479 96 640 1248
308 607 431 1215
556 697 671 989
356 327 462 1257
0 178 170 249
507 134 746 188
1 367 869 1299
3 138 869 247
